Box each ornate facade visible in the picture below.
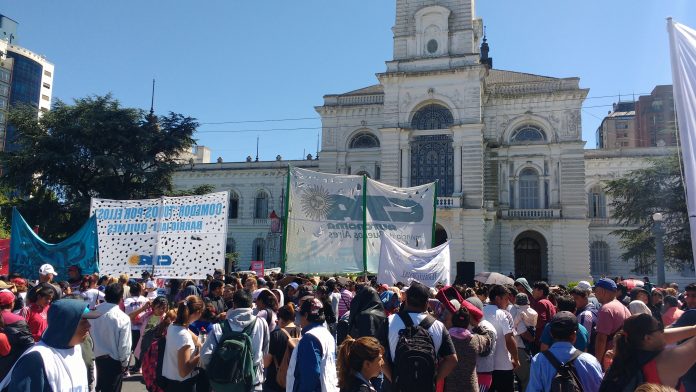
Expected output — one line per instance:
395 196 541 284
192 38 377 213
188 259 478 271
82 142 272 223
173 0 692 285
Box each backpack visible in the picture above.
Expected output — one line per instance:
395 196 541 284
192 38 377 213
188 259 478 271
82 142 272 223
542 350 583 392
207 318 258 392
141 333 168 392
392 311 438 392
274 327 300 388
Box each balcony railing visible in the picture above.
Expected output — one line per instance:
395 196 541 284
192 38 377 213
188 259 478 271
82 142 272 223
590 217 610 225
253 218 269 225
436 197 462 208
502 209 561 219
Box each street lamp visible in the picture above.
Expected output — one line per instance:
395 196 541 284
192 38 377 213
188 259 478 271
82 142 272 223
652 212 666 286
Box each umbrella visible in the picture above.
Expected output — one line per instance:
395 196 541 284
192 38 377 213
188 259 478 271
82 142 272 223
474 271 515 286
620 279 644 290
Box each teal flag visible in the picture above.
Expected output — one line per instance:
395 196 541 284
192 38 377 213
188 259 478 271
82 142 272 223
10 208 99 280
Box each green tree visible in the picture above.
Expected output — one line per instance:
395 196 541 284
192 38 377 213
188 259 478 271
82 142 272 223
605 154 692 272
0 94 197 241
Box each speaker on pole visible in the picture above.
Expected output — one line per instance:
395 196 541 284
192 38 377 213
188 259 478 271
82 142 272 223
455 261 475 287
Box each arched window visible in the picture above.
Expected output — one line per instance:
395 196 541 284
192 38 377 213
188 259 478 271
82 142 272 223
254 191 268 219
590 241 609 276
252 238 265 261
519 168 539 209
349 132 380 149
411 104 454 130
510 125 546 143
588 185 607 218
229 191 239 219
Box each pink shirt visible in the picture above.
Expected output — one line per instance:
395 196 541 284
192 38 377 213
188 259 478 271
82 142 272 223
596 299 631 349
662 307 684 327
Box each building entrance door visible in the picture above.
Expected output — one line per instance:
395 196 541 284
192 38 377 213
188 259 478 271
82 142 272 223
514 233 545 282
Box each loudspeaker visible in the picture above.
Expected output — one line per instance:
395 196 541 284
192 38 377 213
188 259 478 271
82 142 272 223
456 262 476 287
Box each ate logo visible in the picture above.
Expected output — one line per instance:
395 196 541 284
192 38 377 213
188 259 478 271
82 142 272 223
128 254 173 266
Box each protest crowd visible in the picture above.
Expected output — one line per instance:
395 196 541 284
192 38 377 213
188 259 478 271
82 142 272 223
1 264 696 392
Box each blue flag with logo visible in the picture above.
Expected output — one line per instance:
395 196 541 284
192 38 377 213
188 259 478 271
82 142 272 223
10 208 99 280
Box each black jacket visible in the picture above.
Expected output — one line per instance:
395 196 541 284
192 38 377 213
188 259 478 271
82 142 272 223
0 312 35 376
341 375 376 392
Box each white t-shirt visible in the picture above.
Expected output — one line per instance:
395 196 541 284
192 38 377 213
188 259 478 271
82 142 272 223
124 295 149 330
82 288 105 310
163 325 197 381
386 311 455 360
145 279 158 300
483 304 514 371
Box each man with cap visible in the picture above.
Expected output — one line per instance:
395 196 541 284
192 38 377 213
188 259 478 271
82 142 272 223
0 289 34 377
527 312 603 392
570 281 598 355
0 298 102 391
593 277 630 366
38 264 62 299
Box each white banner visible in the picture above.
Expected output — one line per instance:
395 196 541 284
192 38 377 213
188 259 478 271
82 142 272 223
377 234 450 287
285 167 435 274
668 19 696 270
90 192 229 279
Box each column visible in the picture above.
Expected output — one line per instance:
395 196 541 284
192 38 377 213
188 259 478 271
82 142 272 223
453 142 462 195
401 146 410 188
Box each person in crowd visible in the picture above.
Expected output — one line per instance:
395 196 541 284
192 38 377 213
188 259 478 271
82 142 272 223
287 298 339 392
570 284 598 355
630 300 654 316
38 264 62 299
652 290 665 314
600 313 696 392
0 315 10 362
124 281 149 374
593 278 631 369
511 292 537 391
0 299 101 391
337 336 384 392
444 300 493 392
245 276 258 292
201 289 270 391
256 287 280 332
63 293 98 391
204 279 226 316
24 283 54 342
664 296 685 327
527 312 604 392
11 278 28 309
285 282 300 306
347 286 388 346
133 295 168 364
90 283 132 392
531 281 556 351
263 304 300 392
385 282 457 392
175 280 200 303
339 281 354 319
163 295 204 392
81 275 105 310
0 290 33 377
476 286 490 305
484 284 519 392
515 278 534 304
142 270 159 300
119 274 131 299
67 265 83 293
540 295 589 352
189 302 217 336
316 285 338 335
683 283 696 310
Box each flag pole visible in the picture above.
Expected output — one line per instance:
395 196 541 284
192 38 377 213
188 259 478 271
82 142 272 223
281 165 291 273
432 180 439 247
362 174 368 279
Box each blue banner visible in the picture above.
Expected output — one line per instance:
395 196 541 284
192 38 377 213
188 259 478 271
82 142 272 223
10 208 99 280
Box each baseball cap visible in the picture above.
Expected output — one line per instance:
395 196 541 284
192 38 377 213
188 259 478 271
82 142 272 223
515 293 530 306
550 311 578 337
39 264 57 276
576 281 592 291
0 290 15 306
594 278 617 292
285 282 299 290
465 296 484 312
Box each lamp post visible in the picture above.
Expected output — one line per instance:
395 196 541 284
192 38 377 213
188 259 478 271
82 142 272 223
652 212 666 286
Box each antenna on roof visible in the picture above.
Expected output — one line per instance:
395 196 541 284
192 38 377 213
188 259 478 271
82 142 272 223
255 136 259 162
315 132 320 160
150 79 155 116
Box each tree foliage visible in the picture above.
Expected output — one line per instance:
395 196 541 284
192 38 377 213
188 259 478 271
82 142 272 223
0 94 198 241
605 154 692 272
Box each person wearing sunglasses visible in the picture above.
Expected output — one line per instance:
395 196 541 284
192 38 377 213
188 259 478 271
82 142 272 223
600 314 696 392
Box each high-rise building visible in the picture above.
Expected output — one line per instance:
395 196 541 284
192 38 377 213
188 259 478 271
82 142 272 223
0 17 54 152
636 85 677 148
596 101 636 149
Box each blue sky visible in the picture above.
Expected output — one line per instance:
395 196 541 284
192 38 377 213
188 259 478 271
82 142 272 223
3 1 696 160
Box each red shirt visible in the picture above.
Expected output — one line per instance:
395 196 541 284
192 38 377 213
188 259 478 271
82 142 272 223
0 332 9 356
25 303 49 342
532 298 556 344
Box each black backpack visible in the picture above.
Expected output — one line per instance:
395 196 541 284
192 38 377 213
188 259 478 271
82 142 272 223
392 311 437 392
542 350 583 392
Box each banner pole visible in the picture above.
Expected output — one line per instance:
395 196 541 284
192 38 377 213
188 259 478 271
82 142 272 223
151 196 165 278
362 174 368 276
432 180 438 248
281 165 291 273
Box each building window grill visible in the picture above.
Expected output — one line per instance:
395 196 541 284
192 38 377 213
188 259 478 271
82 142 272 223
411 104 454 130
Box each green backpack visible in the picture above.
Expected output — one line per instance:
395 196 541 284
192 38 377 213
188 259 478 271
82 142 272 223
207 318 257 392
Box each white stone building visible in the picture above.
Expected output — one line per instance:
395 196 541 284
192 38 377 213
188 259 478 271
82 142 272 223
173 0 693 285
